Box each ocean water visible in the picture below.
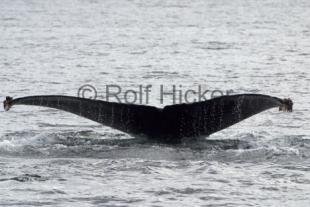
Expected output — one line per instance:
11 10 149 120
1 0 310 206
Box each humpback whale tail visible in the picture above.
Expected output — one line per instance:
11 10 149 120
3 94 293 143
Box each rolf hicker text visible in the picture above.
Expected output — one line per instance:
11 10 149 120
78 84 234 105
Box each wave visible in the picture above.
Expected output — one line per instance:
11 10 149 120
0 130 308 162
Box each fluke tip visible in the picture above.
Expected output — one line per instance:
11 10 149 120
279 98 293 112
3 96 13 111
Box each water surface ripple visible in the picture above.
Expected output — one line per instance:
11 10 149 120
0 0 309 206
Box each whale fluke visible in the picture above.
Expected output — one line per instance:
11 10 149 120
3 94 292 143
